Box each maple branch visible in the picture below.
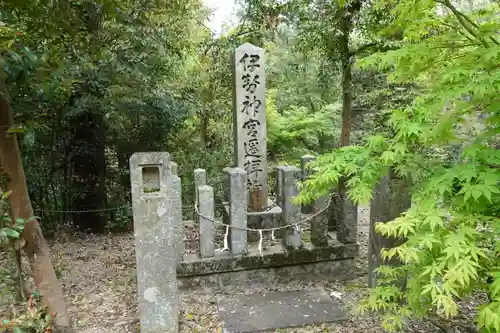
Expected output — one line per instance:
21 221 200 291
350 42 378 57
436 0 490 48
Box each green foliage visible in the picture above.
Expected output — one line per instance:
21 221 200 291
0 191 31 245
267 88 340 163
0 293 54 333
297 1 500 331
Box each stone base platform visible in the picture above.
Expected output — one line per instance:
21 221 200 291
217 288 348 333
223 199 282 242
177 240 358 292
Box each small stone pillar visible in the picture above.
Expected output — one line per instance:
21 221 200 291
300 155 316 214
172 174 184 261
337 187 358 245
194 168 206 202
198 185 215 258
228 168 247 255
275 166 286 209
368 170 411 287
281 166 301 249
130 152 178 333
310 167 329 247
170 161 178 176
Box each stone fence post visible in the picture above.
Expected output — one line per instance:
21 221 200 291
198 185 215 258
281 166 301 249
300 155 316 214
368 169 411 287
194 168 206 203
228 168 247 255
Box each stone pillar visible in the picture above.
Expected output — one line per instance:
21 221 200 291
281 166 301 249
170 161 178 176
222 167 232 202
232 43 268 208
368 169 411 287
300 155 316 214
275 166 285 209
337 188 358 244
194 168 206 202
310 167 329 247
228 167 247 255
198 185 215 258
172 175 184 261
130 152 178 333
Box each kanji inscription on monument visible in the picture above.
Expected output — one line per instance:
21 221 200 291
232 43 267 207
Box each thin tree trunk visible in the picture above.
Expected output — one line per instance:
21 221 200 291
329 4 356 231
339 6 354 147
0 87 73 332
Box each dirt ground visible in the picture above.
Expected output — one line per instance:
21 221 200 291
0 206 484 333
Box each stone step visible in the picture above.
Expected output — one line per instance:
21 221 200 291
216 288 347 333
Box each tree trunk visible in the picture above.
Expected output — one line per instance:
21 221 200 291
0 87 73 332
339 17 353 147
69 110 107 233
329 4 356 231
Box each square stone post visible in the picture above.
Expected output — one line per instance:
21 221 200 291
130 152 178 333
198 185 215 258
368 170 411 287
172 175 184 261
300 155 316 214
275 166 285 209
194 168 206 203
170 161 178 176
336 188 358 244
310 166 329 248
228 167 248 255
281 166 301 249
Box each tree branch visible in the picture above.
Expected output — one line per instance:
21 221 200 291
436 0 490 48
350 42 378 57
454 7 499 46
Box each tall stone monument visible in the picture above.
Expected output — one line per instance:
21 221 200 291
232 43 267 211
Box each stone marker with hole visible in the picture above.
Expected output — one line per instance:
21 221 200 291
217 288 347 333
130 152 178 333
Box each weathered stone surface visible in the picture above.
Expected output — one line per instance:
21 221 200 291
178 258 355 291
275 166 285 209
169 161 178 176
217 289 347 333
172 175 184 261
337 192 358 244
198 185 215 258
311 195 329 248
368 170 411 287
129 152 178 333
232 43 268 206
281 166 301 249
222 167 232 202
247 200 281 241
228 167 248 255
222 199 282 242
177 241 357 277
194 168 206 202
300 155 316 214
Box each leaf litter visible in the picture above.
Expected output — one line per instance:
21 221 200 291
0 206 486 333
